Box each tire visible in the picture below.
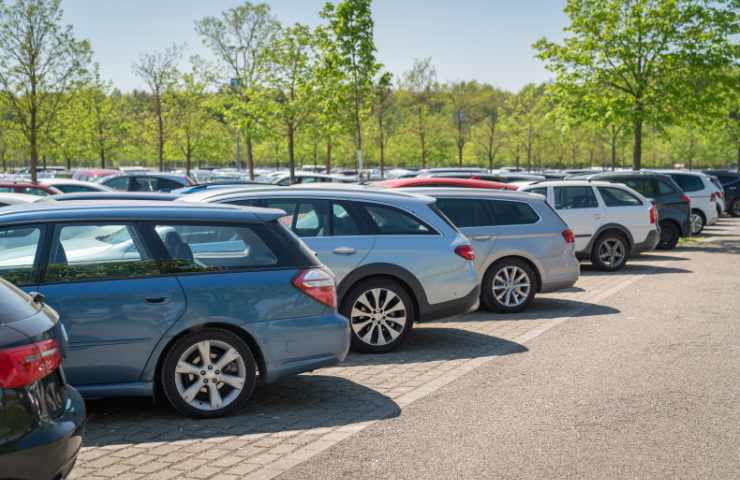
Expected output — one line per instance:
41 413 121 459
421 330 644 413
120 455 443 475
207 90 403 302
690 209 705 235
657 221 680 250
590 232 629 271
160 329 257 418
731 199 740 218
480 258 537 313
340 278 415 353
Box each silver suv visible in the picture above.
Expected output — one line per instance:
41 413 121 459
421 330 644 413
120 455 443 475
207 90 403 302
400 188 580 312
182 187 479 353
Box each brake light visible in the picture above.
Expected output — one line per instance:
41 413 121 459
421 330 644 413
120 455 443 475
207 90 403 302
293 268 337 308
681 194 691 207
649 204 656 224
562 228 575 244
710 192 720 202
0 339 62 389
455 244 475 261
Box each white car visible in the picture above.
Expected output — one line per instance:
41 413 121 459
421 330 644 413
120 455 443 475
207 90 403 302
41 178 114 194
0 193 45 208
648 170 719 234
520 181 659 271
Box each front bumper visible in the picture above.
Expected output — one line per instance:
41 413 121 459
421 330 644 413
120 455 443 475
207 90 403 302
631 229 660 255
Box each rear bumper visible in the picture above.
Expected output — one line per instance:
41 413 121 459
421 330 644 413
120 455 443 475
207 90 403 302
421 285 480 321
631 229 660 255
1 385 86 480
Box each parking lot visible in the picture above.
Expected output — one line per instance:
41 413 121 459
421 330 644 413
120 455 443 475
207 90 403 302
67 217 740 480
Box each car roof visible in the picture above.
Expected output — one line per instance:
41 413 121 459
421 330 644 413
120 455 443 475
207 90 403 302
0 201 284 225
520 180 618 188
373 177 516 190
42 178 99 185
646 169 710 178
394 187 545 202
0 192 43 203
50 192 180 202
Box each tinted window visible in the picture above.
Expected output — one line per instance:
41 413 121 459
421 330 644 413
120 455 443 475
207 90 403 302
620 178 657 198
489 200 539 225
18 187 50 196
45 224 158 283
332 202 361 236
363 205 434 235
0 226 41 286
717 175 737 185
435 198 492 227
0 187 14 193
157 178 184 192
55 185 94 193
104 176 130 191
670 174 704 192
130 177 158 192
527 187 547 197
554 186 598 209
656 179 678 195
598 187 643 207
156 224 278 272
262 199 329 237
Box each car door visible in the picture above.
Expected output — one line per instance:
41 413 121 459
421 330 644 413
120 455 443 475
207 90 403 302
595 186 651 242
552 185 604 252
36 223 186 386
433 196 496 276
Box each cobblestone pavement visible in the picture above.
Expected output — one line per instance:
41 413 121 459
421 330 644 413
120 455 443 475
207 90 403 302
68 225 719 480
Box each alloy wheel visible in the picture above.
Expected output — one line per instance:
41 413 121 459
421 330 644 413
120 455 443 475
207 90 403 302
492 266 532 308
598 238 626 268
174 339 247 412
690 212 704 235
350 288 407 347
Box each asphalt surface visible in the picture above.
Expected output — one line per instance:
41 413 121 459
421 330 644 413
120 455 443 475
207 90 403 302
279 218 740 480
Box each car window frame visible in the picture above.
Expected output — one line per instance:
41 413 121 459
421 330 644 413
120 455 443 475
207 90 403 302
484 199 541 226
597 186 644 207
357 201 439 236
0 223 50 286
553 185 600 210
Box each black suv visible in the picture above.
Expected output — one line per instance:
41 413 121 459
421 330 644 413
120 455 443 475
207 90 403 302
569 171 691 249
704 170 740 217
0 279 85 480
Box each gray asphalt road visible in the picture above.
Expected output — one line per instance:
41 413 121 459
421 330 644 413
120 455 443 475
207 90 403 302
279 218 740 480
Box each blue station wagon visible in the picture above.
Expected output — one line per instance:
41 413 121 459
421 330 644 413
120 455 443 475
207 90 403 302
0 201 349 418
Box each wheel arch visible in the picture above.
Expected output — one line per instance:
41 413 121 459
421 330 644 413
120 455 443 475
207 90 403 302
584 223 634 255
485 255 543 293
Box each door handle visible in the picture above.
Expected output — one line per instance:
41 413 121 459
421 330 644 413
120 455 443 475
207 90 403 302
333 247 356 255
472 235 492 241
145 297 170 305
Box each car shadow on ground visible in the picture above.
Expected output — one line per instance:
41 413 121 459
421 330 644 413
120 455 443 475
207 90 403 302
580 263 692 275
83 375 400 447
460 297 620 323
630 254 689 262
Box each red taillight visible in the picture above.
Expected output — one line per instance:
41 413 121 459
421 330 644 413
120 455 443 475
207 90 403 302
649 204 656 224
454 244 476 261
562 228 575 244
0 339 62 388
681 194 691 207
293 268 337 308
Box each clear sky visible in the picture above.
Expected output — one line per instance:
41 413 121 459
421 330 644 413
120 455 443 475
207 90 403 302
61 0 568 93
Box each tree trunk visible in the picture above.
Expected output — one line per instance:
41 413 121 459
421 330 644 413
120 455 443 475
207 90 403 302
633 104 643 170
246 133 255 181
287 123 295 184
378 115 385 179
420 131 427 169
457 141 464 167
186 148 192 177
312 141 318 171
611 136 617 171
325 139 332 173
30 118 38 184
527 127 533 172
156 95 165 171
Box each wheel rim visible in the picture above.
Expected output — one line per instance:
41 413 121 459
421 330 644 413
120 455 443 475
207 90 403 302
732 201 740 216
598 238 626 268
690 213 703 234
492 266 531 307
350 288 407 347
174 339 247 411
660 226 675 246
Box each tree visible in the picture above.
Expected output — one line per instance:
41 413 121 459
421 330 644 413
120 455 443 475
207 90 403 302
196 1 280 179
474 87 508 170
171 68 212 176
371 71 398 177
535 0 739 170
84 69 126 168
403 58 438 169
0 0 90 182
133 44 182 171
320 0 380 177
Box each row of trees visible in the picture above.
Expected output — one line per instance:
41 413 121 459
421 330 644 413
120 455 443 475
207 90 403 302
0 0 738 182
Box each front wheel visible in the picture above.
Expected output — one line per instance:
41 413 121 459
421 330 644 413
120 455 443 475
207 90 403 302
161 329 257 418
730 199 740 218
341 278 415 353
481 259 537 313
657 221 680 250
690 210 705 235
591 233 629 271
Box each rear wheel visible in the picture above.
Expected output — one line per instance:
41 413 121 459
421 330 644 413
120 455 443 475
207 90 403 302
161 329 257 418
481 258 537 313
731 199 740 218
690 210 705 235
657 221 680 250
341 278 414 353
590 233 629 271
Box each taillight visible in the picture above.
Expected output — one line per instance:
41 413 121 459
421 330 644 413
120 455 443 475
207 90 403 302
562 228 575 244
649 204 656 224
710 192 720 202
454 244 475 261
0 339 62 389
293 268 337 308
681 194 691 207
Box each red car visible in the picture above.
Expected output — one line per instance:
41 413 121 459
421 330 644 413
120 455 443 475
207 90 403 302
0 182 62 196
373 177 519 191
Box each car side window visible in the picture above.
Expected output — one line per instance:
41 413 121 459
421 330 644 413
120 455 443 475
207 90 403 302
44 224 159 283
526 187 548 198
19 187 49 196
488 200 540 225
104 176 130 191
362 204 434 235
331 202 362 236
621 178 657 198
130 177 158 192
598 187 643 207
553 186 598 209
262 199 329 237
656 180 677 195
155 224 278 272
0 226 41 286
434 198 493 227
671 174 703 192
157 178 184 192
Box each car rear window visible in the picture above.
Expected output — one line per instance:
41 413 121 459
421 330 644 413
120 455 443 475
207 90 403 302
670 174 704 192
435 198 493 227
488 200 540 225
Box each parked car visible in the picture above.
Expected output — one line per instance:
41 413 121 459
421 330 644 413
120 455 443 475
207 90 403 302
0 193 46 207
399 188 579 312
183 186 480 353
0 201 349 418
271 172 356 186
414 167 490 176
49 192 180 202
418 171 547 184
0 279 85 480
647 170 719 234
100 173 194 192
567 171 690 250
172 180 265 195
42 178 115 194
0 181 62 196
374 177 518 191
704 170 740 217
520 181 659 271
71 168 120 182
